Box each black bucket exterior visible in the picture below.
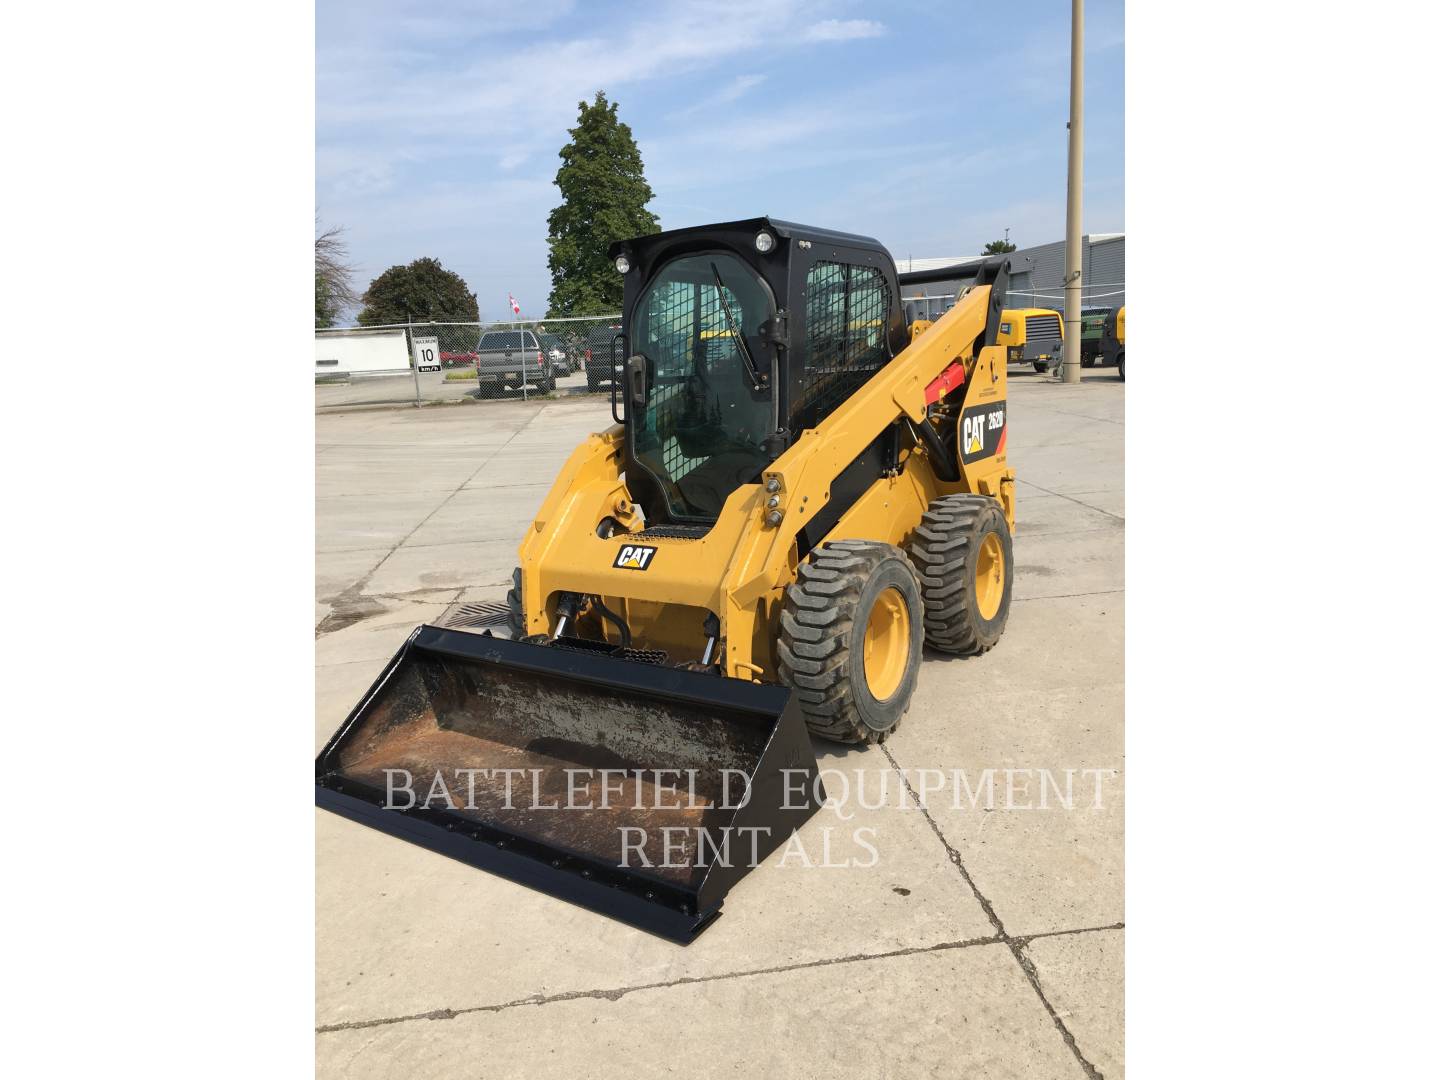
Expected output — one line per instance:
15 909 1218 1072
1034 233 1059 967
315 627 825 943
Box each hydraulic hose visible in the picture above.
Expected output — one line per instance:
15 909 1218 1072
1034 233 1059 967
589 596 633 649
909 416 961 483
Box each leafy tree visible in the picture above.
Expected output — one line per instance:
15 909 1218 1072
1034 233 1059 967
315 221 359 327
545 91 659 316
982 238 1017 254
316 271 339 328
357 258 479 326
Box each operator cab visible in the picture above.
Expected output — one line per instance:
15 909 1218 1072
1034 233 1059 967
609 217 908 528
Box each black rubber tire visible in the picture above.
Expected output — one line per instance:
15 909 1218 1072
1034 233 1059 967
505 566 525 639
1081 353 1096 368
777 540 924 745
1117 351 1125 381
908 494 1014 655
1033 361 1048 374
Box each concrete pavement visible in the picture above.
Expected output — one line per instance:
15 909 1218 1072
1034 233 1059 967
315 366 1125 1077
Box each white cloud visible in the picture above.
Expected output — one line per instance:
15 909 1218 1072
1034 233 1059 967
803 18 885 43
669 73 767 118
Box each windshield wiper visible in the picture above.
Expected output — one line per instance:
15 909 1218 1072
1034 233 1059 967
710 262 765 390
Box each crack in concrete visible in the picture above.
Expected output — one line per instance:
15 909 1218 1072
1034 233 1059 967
315 934 1003 1035
1011 588 1124 603
1016 479 1124 524
314 412 548 635
1014 922 1125 948
880 745 1107 1080
313 919 1128 1040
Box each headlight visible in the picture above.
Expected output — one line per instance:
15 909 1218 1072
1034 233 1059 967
754 230 776 254
614 255 631 274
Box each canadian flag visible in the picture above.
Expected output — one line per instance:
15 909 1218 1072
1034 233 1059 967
508 293 521 317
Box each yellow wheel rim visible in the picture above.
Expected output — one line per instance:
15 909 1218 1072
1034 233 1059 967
863 586 910 701
975 532 1005 621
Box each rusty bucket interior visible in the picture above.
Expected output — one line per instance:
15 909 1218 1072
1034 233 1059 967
315 626 824 942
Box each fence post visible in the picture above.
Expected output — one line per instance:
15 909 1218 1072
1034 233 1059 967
408 313 422 407
519 319 528 403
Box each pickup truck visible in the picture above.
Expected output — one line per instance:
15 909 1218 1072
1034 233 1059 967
582 322 624 393
474 330 555 393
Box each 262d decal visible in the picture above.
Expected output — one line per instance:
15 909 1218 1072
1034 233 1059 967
960 401 1007 464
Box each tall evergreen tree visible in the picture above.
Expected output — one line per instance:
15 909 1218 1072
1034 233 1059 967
357 258 479 326
546 91 659 316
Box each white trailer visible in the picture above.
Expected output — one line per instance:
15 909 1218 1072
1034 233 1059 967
314 329 410 378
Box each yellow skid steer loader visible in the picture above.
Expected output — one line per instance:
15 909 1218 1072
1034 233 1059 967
316 218 1016 942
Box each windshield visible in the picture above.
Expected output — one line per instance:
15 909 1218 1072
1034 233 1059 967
478 332 536 350
630 252 774 521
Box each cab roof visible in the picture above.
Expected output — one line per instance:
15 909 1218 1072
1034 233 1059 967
610 216 891 263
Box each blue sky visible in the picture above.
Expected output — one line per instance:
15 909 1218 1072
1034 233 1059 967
317 0 1124 322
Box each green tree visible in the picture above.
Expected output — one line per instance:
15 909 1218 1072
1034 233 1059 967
545 91 659 316
357 257 479 326
316 271 338 328
982 238 1017 254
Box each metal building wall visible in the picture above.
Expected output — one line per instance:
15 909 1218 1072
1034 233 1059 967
896 235 1124 317
1008 236 1124 310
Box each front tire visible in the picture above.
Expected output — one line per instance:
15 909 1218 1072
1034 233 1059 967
505 567 525 639
908 495 1014 654
1117 351 1125 381
777 541 924 745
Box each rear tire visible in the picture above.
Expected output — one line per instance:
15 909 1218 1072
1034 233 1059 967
505 567 525 639
1033 361 1048 374
1117 351 1125 381
777 540 924 745
1081 353 1096 368
907 495 1014 654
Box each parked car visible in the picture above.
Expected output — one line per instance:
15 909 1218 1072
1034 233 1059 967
439 350 478 369
474 330 555 393
583 323 624 393
538 333 573 377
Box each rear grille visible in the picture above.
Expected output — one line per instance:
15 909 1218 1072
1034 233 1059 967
1025 314 1062 341
626 524 711 542
551 636 669 666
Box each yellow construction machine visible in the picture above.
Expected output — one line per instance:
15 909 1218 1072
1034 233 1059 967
316 218 1017 941
997 306 1064 373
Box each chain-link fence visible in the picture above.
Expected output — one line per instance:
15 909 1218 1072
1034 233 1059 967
316 282 1128 409
901 283 1126 322
315 315 625 409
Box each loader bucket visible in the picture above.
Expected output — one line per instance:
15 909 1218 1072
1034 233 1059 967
315 626 825 943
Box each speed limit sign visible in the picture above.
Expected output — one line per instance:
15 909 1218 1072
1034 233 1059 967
412 336 440 372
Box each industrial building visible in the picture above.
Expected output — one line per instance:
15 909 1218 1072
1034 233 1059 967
896 233 1125 320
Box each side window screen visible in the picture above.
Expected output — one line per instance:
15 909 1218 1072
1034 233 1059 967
796 261 889 430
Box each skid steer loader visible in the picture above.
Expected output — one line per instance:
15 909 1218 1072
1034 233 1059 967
316 218 1016 942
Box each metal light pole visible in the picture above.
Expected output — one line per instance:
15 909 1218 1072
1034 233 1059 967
1061 0 1085 384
